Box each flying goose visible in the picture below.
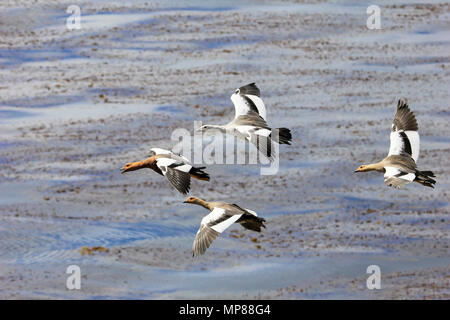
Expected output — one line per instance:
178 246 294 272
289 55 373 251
184 196 266 257
355 99 436 189
121 148 210 194
199 83 292 161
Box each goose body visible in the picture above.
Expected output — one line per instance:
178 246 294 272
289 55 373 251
199 83 292 161
355 100 436 189
121 148 209 194
184 197 266 257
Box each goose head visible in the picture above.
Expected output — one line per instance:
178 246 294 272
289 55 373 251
354 164 372 173
197 124 223 134
184 196 202 204
121 161 142 174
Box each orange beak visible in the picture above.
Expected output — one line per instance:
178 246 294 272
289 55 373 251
121 162 137 174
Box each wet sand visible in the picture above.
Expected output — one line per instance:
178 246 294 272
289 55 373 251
0 0 449 299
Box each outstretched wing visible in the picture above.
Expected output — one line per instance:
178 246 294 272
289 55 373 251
248 133 276 162
192 207 242 257
230 83 267 121
192 225 220 257
150 148 172 156
231 112 276 162
150 147 191 163
387 99 420 162
155 157 192 194
233 112 270 129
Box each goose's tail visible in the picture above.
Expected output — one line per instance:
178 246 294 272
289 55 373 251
414 170 436 188
270 128 292 145
189 166 210 181
239 215 266 232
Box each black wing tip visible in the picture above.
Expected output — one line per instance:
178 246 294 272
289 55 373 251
192 252 203 258
189 166 210 181
393 98 418 131
175 186 190 195
239 82 260 97
177 178 190 194
192 249 205 257
173 179 190 195
397 99 409 110
271 128 292 145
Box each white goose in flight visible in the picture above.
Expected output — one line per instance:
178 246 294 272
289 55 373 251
199 83 292 161
355 99 436 189
184 196 266 257
121 148 209 194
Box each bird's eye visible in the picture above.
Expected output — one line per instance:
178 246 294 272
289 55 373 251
235 89 240 94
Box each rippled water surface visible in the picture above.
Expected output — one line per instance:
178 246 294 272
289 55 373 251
0 0 449 299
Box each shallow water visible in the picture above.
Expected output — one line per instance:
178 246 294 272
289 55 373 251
0 0 449 299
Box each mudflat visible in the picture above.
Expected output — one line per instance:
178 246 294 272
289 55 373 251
0 0 449 299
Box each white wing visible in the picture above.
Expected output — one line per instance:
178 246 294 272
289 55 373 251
247 131 276 162
388 131 420 162
387 100 420 162
230 83 267 121
155 157 192 175
192 225 220 257
384 166 415 189
201 207 242 233
150 147 172 155
150 147 191 164
243 208 258 216
192 207 242 257
155 157 191 194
